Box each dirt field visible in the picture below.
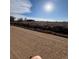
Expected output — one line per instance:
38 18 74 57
10 26 68 59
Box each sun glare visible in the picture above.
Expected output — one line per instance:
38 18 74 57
44 2 55 13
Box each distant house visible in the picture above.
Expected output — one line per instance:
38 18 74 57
26 19 35 22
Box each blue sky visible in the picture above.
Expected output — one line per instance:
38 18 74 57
11 0 68 21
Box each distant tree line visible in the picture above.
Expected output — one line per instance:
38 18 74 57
10 16 35 22
10 16 68 37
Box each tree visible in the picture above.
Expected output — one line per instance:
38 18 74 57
10 16 15 22
23 18 27 22
17 18 23 22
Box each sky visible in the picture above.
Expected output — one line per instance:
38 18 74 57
10 0 68 21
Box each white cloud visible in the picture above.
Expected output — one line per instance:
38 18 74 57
10 0 32 17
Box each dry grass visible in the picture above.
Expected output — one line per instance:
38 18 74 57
11 26 68 59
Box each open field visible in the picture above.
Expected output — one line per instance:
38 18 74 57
11 26 68 59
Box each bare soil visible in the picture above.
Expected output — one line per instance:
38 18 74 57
10 26 68 59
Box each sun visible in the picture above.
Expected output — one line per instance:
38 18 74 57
44 2 55 13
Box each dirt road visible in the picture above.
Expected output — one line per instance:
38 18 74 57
11 26 68 59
